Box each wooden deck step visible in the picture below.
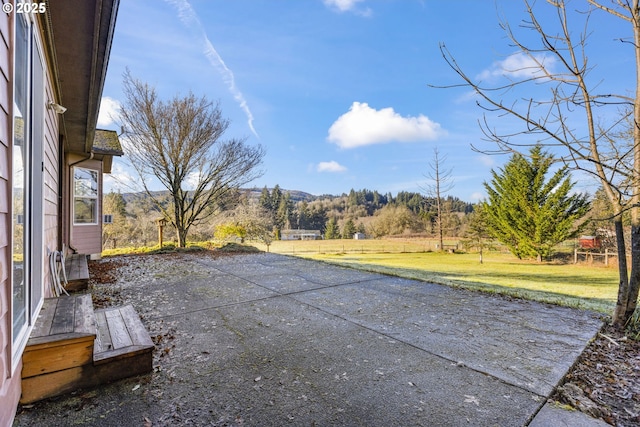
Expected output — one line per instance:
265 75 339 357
92 305 154 380
21 295 96 403
21 296 155 404
64 253 90 291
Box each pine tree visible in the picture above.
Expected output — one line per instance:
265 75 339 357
460 204 493 264
259 186 271 211
342 219 357 239
276 192 294 230
325 217 340 239
483 146 590 261
271 185 282 212
297 201 309 229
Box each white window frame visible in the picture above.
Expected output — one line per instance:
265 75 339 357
11 8 46 371
73 167 100 225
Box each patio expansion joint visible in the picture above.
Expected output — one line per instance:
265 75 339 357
288 293 550 401
152 256 554 402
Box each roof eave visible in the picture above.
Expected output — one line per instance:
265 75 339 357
42 0 119 155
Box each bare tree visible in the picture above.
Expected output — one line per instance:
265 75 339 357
421 147 454 251
435 0 640 326
119 71 265 247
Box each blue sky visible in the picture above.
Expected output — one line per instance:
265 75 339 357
99 0 630 201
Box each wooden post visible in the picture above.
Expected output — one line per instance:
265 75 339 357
157 218 167 248
574 248 577 264
605 248 608 266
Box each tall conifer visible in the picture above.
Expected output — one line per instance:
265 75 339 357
483 146 589 261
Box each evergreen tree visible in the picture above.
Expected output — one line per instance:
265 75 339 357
276 192 294 230
342 219 357 239
460 204 493 264
297 200 310 229
259 186 271 211
307 205 328 232
325 217 341 239
271 185 283 213
483 146 590 261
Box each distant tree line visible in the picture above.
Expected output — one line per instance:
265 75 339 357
102 185 477 247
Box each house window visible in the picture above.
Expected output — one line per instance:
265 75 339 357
12 6 29 344
12 9 46 364
74 168 99 224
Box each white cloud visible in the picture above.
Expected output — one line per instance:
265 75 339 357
324 0 361 11
184 171 202 190
103 161 138 192
323 0 371 16
327 102 443 149
317 160 347 173
470 192 485 202
477 155 495 167
165 0 258 138
477 52 556 81
97 97 120 127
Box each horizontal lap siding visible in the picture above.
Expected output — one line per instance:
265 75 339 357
0 5 20 427
43 62 59 297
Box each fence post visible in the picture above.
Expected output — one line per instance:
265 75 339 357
574 248 577 264
605 248 608 266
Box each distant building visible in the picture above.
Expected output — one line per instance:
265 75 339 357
579 236 602 250
281 230 322 240
354 232 366 240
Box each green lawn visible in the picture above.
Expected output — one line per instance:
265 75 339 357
257 239 618 314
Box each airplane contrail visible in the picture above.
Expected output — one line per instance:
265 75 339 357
165 0 259 138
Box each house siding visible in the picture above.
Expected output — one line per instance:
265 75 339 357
0 3 19 425
42 57 59 294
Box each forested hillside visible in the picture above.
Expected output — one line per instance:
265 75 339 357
102 185 475 248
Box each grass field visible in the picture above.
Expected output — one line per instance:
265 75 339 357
254 238 618 314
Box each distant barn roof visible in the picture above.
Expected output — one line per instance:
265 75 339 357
92 129 123 156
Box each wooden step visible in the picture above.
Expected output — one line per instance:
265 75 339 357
21 295 96 403
64 253 90 291
21 296 154 404
92 305 154 380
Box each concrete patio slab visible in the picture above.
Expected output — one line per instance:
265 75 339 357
14 252 605 426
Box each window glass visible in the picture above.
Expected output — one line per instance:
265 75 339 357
12 13 29 338
74 168 98 224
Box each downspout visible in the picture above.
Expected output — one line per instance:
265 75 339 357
57 136 64 250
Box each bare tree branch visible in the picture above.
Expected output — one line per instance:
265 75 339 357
435 0 640 325
118 70 265 247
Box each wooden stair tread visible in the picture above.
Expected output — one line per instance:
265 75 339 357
27 294 96 347
64 253 90 291
94 305 154 364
